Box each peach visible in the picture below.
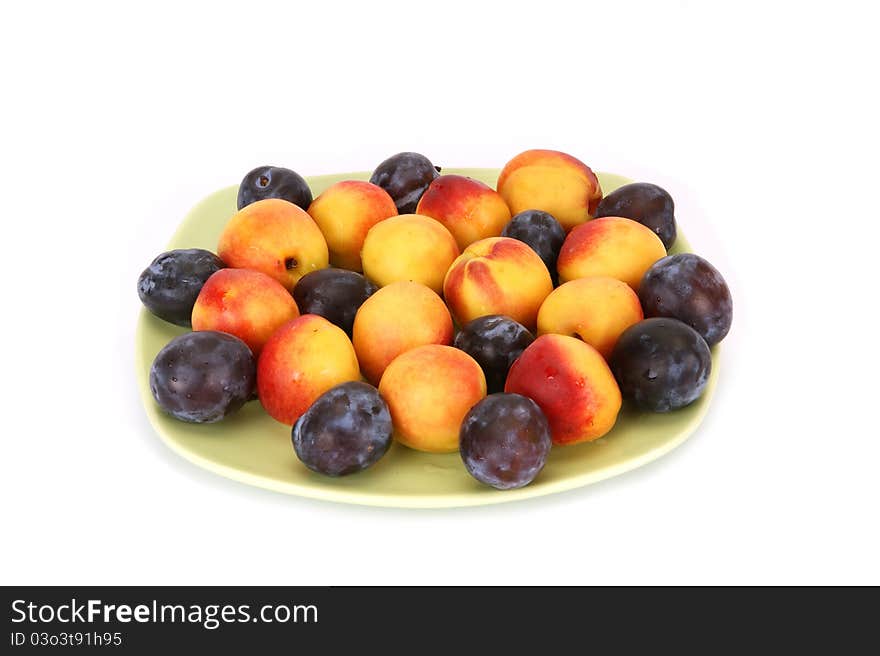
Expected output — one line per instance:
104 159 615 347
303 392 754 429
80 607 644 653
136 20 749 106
352 281 453 385
379 345 486 453
537 276 644 359
442 237 552 331
496 149 602 232
217 198 329 291
415 174 512 249
556 216 667 290
361 214 459 294
306 180 397 272
505 334 621 445
191 268 299 356
257 314 360 425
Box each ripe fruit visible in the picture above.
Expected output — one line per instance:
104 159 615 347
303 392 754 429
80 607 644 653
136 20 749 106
595 182 677 249
501 210 566 284
638 253 732 346
137 249 224 326
237 165 312 211
369 152 440 214
459 394 552 490
191 268 299 356
361 214 460 294
292 269 377 337
557 216 666 289
149 331 256 423
379 345 486 453
257 315 361 425
415 174 512 249
292 382 393 476
497 149 602 231
443 237 553 331
453 315 534 394
352 281 454 385
505 334 622 445
306 180 397 271
537 276 643 359
610 318 711 412
217 198 329 291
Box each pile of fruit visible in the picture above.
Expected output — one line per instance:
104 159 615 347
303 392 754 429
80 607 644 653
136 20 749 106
138 150 732 491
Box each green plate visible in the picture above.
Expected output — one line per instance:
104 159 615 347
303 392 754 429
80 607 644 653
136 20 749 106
135 168 719 508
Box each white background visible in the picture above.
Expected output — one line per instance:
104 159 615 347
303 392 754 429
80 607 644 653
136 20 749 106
1 1 877 585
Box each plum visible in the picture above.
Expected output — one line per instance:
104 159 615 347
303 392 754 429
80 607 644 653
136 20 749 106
369 152 439 214
453 315 534 394
460 394 552 490
293 269 377 337
137 248 224 326
237 165 312 210
292 382 392 476
610 318 711 412
150 331 256 423
501 210 566 284
639 253 732 346
595 182 677 249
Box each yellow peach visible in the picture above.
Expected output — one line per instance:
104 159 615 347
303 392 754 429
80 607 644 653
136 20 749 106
307 180 397 272
351 281 454 385
557 216 667 289
497 149 602 232
537 276 643 358
361 214 459 294
379 345 486 453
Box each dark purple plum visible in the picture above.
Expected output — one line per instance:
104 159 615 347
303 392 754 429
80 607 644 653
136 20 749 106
369 152 439 214
138 248 225 326
639 253 732 346
453 315 534 394
237 165 312 210
292 381 392 477
150 331 256 423
460 393 552 490
595 182 677 249
292 269 378 337
610 318 711 413
501 210 566 284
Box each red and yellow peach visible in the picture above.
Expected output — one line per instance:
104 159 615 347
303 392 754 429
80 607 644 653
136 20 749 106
218 198 329 291
505 334 622 445
442 237 552 331
191 268 299 356
257 314 361 425
415 174 512 249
